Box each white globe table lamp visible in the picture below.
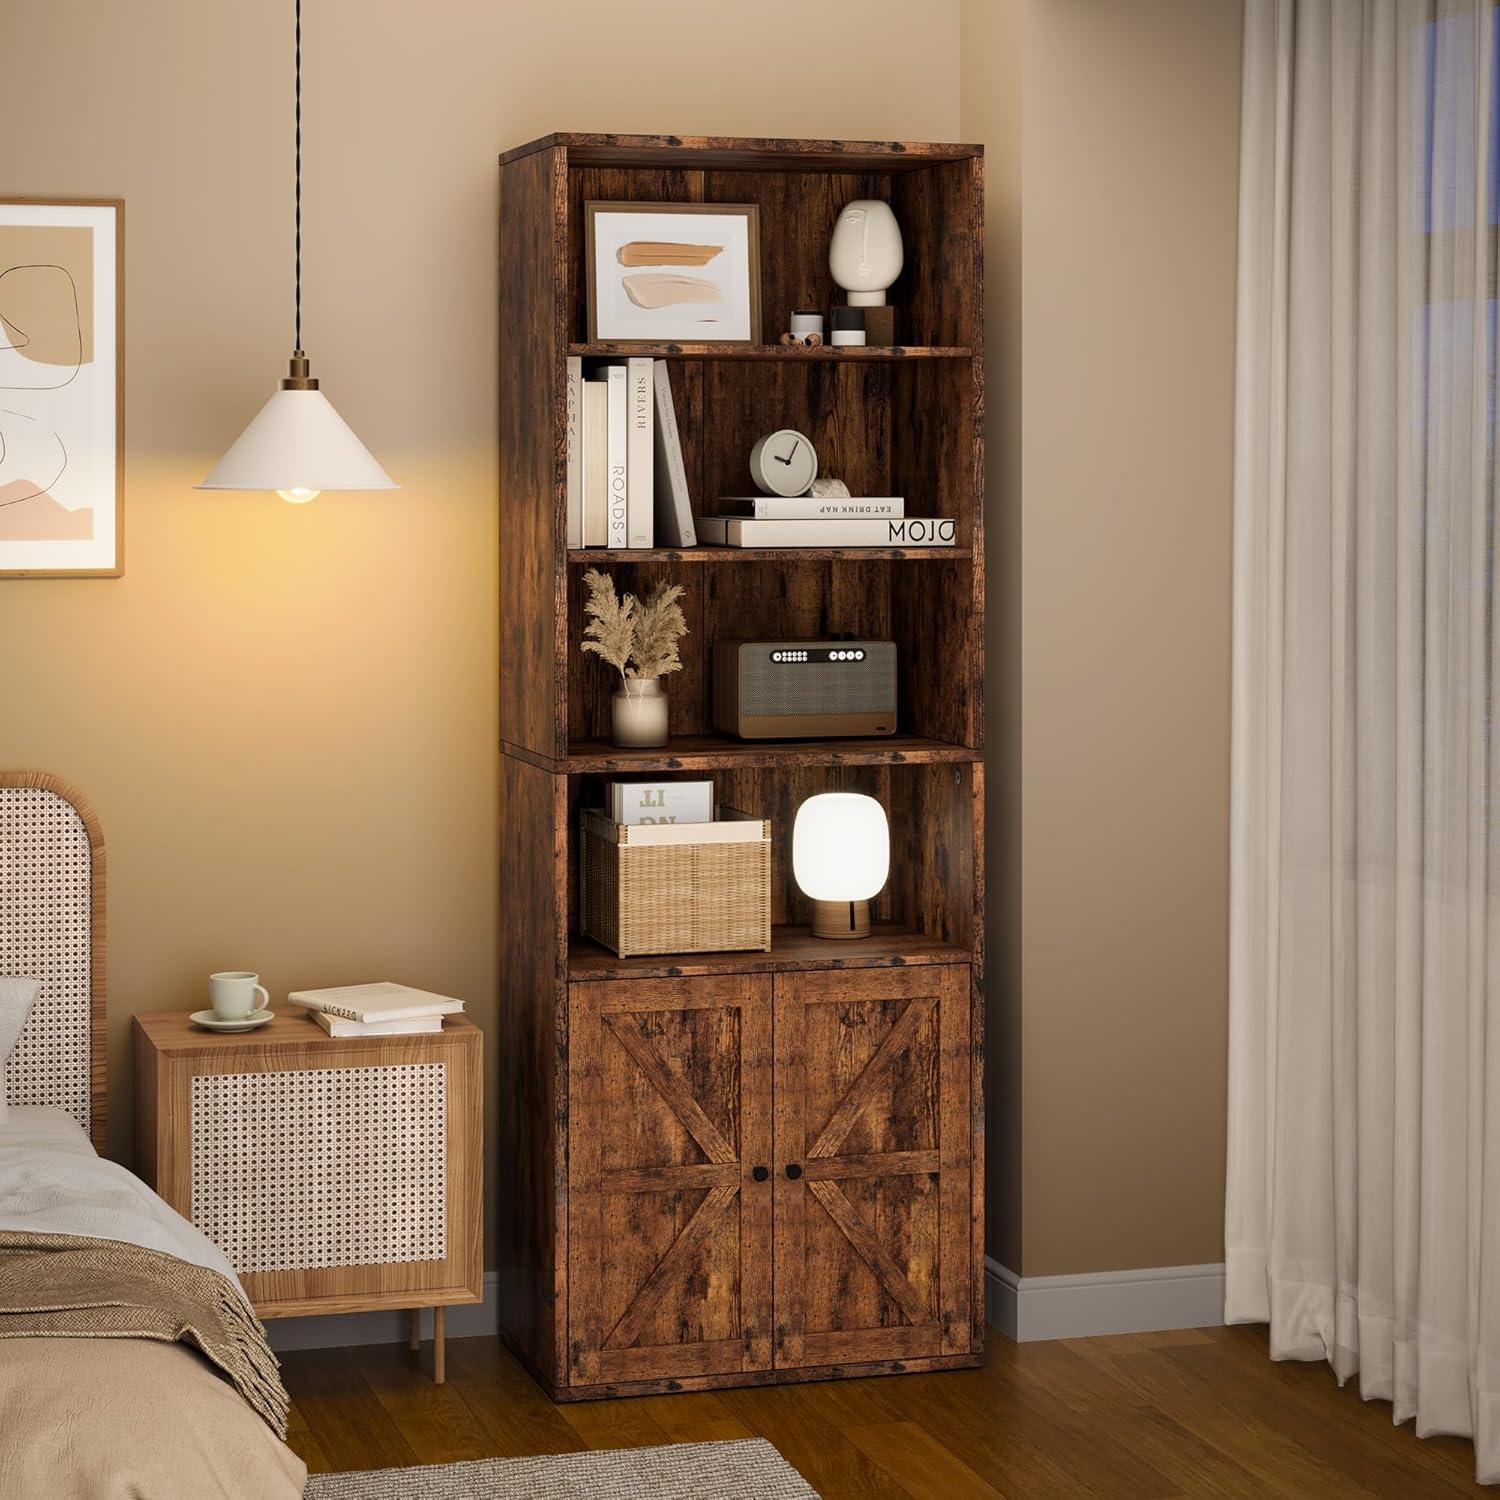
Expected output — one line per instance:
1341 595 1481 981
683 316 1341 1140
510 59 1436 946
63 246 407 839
792 793 890 940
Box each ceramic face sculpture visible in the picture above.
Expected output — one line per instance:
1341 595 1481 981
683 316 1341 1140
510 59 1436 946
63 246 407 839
828 199 904 306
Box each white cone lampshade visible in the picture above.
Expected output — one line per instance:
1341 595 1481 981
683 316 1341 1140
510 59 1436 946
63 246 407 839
198 387 395 496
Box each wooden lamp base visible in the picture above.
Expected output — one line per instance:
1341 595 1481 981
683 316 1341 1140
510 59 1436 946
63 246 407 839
811 898 872 940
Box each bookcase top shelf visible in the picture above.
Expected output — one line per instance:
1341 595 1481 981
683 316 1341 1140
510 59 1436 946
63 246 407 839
501 132 982 173
569 343 973 362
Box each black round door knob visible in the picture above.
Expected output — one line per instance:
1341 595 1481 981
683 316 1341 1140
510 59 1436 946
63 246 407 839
785 1163 803 1180
752 1165 769 1182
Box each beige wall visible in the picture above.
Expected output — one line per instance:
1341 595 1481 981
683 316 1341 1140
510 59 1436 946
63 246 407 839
4 0 1241 1286
963 0 1242 1276
0 0 962 1266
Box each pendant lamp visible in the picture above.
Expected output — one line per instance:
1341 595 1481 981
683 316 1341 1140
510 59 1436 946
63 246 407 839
199 0 395 503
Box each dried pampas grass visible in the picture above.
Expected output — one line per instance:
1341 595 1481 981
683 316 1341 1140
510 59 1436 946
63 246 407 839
580 569 688 683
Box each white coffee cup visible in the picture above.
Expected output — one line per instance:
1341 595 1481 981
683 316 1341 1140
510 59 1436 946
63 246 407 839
209 971 269 1022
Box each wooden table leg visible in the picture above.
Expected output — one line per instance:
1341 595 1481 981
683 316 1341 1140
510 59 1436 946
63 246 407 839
408 1308 421 1353
433 1306 445 1384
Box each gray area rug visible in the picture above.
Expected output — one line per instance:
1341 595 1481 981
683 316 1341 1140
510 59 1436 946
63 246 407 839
303 1438 820 1499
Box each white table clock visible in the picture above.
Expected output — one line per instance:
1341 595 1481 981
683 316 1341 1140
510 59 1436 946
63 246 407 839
749 429 818 497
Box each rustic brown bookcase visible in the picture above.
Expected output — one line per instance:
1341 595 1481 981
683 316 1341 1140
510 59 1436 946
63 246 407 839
497 133 985 1400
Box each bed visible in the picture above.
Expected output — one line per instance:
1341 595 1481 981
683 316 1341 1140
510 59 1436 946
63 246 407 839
0 772 306 1499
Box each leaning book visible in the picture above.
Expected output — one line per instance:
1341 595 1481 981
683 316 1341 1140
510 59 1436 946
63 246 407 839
286 981 465 1024
652 360 695 546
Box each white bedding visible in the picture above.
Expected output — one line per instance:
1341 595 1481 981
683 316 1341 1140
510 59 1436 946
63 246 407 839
0 1105 244 1294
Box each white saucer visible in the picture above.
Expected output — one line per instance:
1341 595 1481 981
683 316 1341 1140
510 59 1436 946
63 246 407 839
189 1008 274 1033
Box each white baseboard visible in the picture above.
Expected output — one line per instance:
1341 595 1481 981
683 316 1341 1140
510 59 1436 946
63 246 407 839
265 1260 1222 1352
265 1272 501 1352
986 1256 1225 1342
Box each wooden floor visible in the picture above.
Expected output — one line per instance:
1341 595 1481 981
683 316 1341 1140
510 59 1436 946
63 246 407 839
280 1324 1489 1497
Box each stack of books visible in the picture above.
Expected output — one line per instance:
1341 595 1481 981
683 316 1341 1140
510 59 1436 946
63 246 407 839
698 498 956 549
287 982 465 1038
565 357 696 551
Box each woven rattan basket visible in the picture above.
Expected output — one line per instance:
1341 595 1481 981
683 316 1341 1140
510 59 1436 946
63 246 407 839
580 807 772 957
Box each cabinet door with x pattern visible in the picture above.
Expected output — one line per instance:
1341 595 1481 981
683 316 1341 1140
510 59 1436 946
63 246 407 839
567 974 773 1388
773 963 973 1369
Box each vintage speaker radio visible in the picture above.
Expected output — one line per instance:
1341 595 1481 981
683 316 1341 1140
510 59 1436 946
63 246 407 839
712 640 897 739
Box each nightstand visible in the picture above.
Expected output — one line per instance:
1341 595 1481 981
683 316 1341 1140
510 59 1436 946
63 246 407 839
133 1009 481 1382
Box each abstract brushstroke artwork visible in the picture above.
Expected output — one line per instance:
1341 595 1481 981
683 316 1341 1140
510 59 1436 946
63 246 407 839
616 241 723 267
0 200 122 576
586 202 760 344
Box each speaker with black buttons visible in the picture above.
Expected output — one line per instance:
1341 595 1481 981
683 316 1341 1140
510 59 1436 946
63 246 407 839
712 639 897 739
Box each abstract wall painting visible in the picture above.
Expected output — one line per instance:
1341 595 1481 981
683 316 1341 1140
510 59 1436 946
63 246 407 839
0 200 123 577
586 202 760 344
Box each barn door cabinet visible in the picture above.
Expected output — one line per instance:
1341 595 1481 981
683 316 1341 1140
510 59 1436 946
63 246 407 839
564 964 977 1397
497 132 986 1399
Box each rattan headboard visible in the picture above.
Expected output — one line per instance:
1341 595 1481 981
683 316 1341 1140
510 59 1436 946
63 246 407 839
0 772 106 1150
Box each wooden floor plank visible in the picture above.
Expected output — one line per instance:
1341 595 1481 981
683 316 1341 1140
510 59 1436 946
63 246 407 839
866 1365 1122 1498
635 1390 756 1444
284 1425 333 1476
1195 1327 1487 1496
715 1382 916 1497
1164 1337 1478 1498
558 1395 672 1449
439 1337 588 1458
276 1347 418 1473
276 1326 1490 1495
356 1342 501 1465
843 1419 1007 1500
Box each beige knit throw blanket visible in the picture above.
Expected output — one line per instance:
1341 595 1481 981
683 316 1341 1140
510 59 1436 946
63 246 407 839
0 1230 289 1438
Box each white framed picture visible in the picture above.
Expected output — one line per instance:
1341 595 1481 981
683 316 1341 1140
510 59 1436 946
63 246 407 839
586 201 761 344
0 199 123 578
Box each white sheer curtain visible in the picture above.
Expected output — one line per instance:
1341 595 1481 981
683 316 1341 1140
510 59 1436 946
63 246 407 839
1228 0 1500 1483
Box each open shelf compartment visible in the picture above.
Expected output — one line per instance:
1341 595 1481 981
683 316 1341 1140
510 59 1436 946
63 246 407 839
566 759 981 972
567 557 981 755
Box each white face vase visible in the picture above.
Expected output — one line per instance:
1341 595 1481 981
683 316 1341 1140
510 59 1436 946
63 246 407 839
828 199 904 306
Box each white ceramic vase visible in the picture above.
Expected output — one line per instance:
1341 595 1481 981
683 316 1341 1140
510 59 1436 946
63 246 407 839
829 199 904 306
612 678 669 748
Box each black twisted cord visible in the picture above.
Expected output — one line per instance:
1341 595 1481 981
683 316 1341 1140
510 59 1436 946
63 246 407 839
294 0 302 354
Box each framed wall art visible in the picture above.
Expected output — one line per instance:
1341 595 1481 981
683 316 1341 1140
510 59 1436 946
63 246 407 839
0 199 123 578
585 201 760 344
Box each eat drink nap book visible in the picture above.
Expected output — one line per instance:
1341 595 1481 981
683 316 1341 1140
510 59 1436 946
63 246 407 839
719 496 905 519
287 982 465 1024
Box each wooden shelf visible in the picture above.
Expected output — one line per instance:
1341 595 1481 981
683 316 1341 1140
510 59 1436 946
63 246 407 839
503 132 982 173
567 545 970 563
569 342 972 362
560 733 980 774
568 923 971 980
